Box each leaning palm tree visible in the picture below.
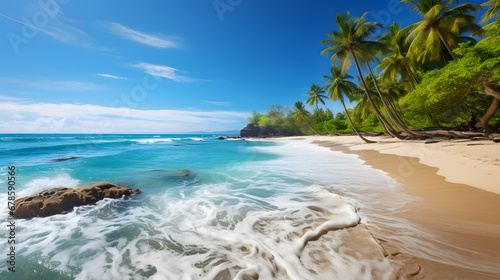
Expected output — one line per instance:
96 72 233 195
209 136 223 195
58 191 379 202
320 12 403 139
291 101 320 135
402 0 482 63
355 74 406 138
365 61 430 138
323 65 376 143
305 84 332 134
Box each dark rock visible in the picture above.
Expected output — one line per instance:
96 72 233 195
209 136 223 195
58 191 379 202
11 182 141 218
219 136 243 140
240 124 298 138
51 157 81 162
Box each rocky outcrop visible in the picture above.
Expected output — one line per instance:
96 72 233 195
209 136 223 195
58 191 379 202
11 182 141 219
240 124 298 138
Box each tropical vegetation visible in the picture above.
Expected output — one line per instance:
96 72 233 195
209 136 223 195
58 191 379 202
247 0 500 141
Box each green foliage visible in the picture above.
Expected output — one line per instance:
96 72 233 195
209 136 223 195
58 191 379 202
248 110 262 125
352 112 385 133
402 36 500 127
325 112 350 133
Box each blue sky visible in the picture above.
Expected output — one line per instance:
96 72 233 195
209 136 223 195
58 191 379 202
0 0 485 133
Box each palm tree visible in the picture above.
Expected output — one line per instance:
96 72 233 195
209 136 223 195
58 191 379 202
377 23 420 89
323 65 376 143
292 101 320 135
481 0 500 36
402 0 482 63
320 12 402 139
305 84 332 134
482 0 500 22
365 62 430 138
354 74 407 138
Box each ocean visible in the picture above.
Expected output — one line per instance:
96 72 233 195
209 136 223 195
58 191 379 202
0 134 491 279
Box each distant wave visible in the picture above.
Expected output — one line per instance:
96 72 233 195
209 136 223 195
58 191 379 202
0 140 136 155
135 138 174 144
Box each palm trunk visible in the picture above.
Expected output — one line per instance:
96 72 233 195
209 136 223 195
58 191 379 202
435 26 457 62
483 79 500 100
367 63 428 138
341 98 375 143
316 104 332 134
404 60 418 90
350 52 404 139
388 97 409 127
475 98 499 132
302 116 320 135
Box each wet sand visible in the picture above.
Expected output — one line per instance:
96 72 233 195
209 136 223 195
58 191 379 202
271 135 500 279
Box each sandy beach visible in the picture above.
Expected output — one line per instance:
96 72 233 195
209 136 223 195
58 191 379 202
270 135 500 279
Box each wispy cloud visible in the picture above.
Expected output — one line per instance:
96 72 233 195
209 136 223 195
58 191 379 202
204 101 231 105
0 101 249 133
133 63 197 82
0 95 20 101
107 22 177 48
0 12 94 48
0 77 103 91
96 73 130 80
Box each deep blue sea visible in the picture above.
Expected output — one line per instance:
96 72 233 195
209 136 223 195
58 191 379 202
0 134 491 279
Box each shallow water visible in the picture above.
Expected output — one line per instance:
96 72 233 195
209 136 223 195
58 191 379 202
0 135 492 279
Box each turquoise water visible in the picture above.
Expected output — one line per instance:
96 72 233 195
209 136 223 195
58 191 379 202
0 134 391 279
1 134 493 279
0 134 278 188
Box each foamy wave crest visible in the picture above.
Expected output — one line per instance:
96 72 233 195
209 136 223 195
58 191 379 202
20 173 80 197
135 138 174 144
189 137 205 141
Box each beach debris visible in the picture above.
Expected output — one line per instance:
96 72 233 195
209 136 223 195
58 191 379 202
51 157 81 162
11 182 141 219
493 137 500 143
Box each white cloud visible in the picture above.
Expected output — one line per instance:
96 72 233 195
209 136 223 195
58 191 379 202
0 101 249 133
96 73 130 80
133 63 196 82
0 95 20 101
204 101 231 105
0 12 94 48
108 22 177 48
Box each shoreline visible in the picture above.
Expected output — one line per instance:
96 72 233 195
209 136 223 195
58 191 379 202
269 135 500 278
269 135 500 195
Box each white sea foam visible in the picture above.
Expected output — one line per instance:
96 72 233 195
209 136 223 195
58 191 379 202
189 137 205 141
20 173 80 197
135 138 174 144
